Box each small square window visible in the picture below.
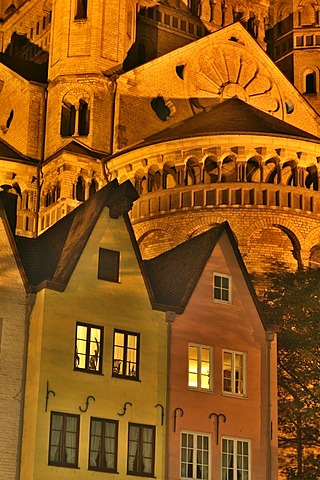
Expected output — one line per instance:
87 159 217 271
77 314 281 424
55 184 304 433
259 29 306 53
112 330 140 380
48 412 80 467
127 424 155 476
74 323 103 373
188 344 212 391
89 418 118 472
213 273 231 303
223 350 246 396
98 248 120 283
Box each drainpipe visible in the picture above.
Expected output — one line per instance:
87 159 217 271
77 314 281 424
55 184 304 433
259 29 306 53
266 329 275 480
35 86 48 237
165 311 175 480
17 292 36 480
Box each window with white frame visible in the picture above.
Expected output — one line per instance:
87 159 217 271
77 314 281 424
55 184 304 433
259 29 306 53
181 431 210 479
222 350 246 396
213 273 231 303
221 437 250 480
188 344 212 391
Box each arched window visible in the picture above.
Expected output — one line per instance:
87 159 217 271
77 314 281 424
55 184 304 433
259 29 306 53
60 101 76 137
76 176 85 201
78 99 90 136
75 0 87 19
305 72 316 94
60 95 90 137
89 178 98 197
204 157 219 184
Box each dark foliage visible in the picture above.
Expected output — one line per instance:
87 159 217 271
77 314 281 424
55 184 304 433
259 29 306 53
262 267 320 480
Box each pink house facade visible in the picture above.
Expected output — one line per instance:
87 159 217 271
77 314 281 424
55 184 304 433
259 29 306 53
144 223 278 480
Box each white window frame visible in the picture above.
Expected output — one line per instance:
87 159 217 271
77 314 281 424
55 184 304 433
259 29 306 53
213 273 232 304
221 437 251 480
180 431 211 480
188 343 213 391
222 349 247 397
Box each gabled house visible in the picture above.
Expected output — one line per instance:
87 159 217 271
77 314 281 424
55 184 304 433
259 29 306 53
144 222 278 480
14 179 168 480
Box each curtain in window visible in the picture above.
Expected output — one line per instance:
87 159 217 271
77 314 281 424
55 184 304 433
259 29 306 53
49 414 63 463
128 425 140 472
89 420 102 467
104 422 116 469
142 427 153 474
65 416 78 464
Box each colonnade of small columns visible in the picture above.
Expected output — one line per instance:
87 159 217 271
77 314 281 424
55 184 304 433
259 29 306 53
132 155 320 195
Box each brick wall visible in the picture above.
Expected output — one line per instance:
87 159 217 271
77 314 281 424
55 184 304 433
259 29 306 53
0 220 27 480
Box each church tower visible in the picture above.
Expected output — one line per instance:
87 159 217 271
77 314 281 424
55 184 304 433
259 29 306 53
267 0 320 113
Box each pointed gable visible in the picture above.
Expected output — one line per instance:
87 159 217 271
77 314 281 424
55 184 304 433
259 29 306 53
15 179 139 291
143 221 267 328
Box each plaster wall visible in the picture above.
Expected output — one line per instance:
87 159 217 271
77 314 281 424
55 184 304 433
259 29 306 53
167 231 278 479
21 208 167 480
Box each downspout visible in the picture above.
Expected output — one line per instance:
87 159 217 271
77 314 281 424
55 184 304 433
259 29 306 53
35 86 48 237
165 311 175 480
17 292 36 479
266 329 275 480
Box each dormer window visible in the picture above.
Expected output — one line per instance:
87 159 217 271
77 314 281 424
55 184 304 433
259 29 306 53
213 273 231 303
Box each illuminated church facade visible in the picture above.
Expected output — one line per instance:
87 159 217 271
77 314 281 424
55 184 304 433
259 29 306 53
0 1 319 478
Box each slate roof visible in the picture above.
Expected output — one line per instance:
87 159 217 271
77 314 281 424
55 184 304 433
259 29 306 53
15 179 139 290
0 138 37 164
142 97 320 144
143 221 267 328
44 139 108 164
0 53 48 83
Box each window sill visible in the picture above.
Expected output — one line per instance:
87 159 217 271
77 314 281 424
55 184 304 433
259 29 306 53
222 392 247 400
187 387 213 394
74 368 104 376
112 374 141 382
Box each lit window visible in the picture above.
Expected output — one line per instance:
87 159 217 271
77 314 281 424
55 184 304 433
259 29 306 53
222 437 250 480
181 431 210 479
223 350 246 396
112 330 139 379
213 273 231 303
127 424 155 476
89 418 118 472
98 248 120 283
188 344 212 390
74 323 103 374
48 412 80 467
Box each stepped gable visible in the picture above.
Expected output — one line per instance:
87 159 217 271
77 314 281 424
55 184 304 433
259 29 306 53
15 179 138 291
143 221 267 326
0 53 48 83
0 137 37 164
140 97 320 145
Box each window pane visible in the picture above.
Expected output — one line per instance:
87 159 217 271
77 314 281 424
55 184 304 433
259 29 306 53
223 352 232 392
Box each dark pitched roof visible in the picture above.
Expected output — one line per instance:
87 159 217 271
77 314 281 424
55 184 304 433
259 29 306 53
0 53 48 83
15 179 139 290
143 221 268 328
0 137 37 164
141 97 320 146
44 139 108 164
